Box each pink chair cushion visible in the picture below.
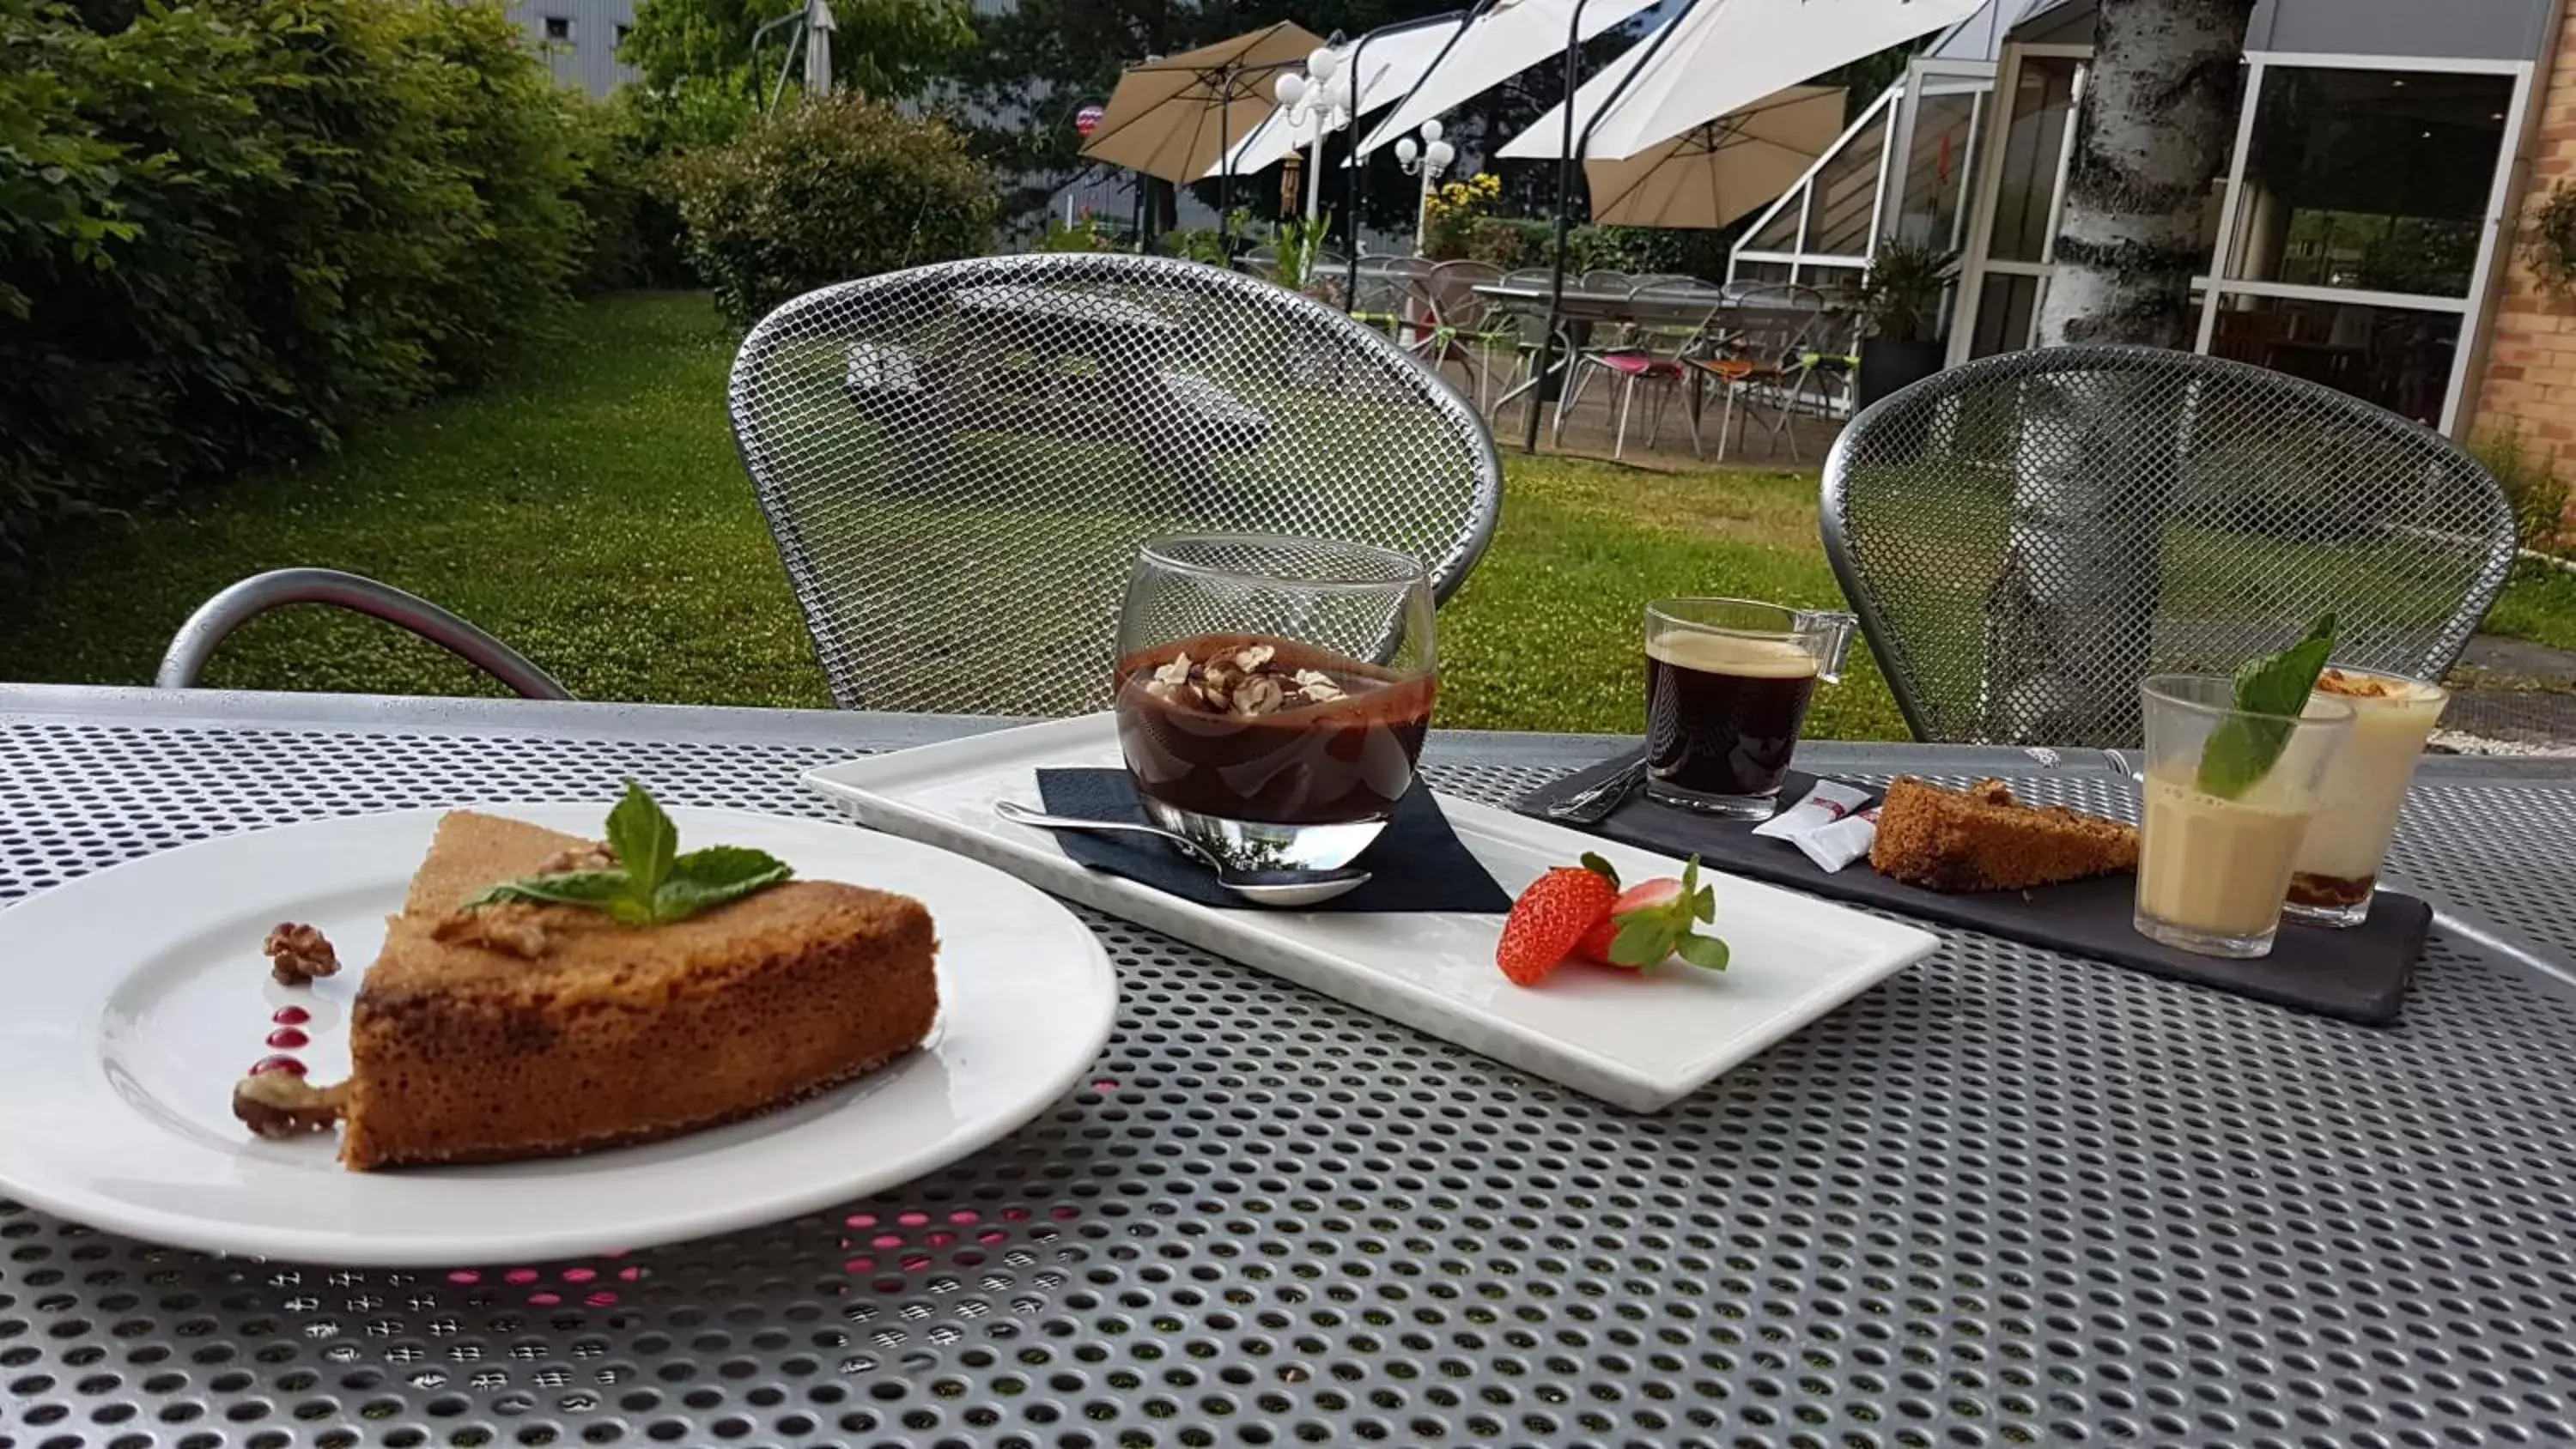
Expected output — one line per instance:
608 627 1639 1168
1601 351 1681 379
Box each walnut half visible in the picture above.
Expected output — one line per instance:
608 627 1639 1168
431 902 553 959
264 923 339 985
233 1073 349 1139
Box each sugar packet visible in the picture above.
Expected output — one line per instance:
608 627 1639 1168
1751 779 1880 872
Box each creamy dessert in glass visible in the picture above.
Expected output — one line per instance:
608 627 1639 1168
2135 676 2354 960
2282 666 2449 928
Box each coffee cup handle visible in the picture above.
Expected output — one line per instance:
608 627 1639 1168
1796 610 1859 685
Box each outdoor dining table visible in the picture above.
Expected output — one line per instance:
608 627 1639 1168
6 681 2576 1446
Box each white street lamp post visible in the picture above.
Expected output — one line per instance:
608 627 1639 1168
1273 45 1354 222
1391 120 1456 257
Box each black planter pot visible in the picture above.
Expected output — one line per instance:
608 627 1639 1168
1856 338 1946 408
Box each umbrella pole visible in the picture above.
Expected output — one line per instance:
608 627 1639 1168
1524 0 1595 454
1217 70 1233 258
1342 28 1373 313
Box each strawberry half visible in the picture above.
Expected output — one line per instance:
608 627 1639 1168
1571 856 1729 973
1495 852 1621 986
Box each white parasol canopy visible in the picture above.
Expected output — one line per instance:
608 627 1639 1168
800 0 835 94
1498 0 1986 161
1353 0 1665 160
1204 16 1469 179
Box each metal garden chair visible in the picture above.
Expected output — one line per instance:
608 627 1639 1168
728 253 1501 714
1554 281 1729 460
1821 344 2517 747
158 257 1503 717
1686 282 1826 461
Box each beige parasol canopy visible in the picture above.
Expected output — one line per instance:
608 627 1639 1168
1080 21 1327 185
1583 84 1845 229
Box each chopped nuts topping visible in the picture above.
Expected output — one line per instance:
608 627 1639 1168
534 840 619 875
264 923 339 985
431 902 553 959
1137 646 1364 717
233 1072 349 1139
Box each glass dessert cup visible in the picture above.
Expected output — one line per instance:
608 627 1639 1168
2134 676 2354 960
2282 666 2450 928
1113 534 1437 873
1642 597 1856 821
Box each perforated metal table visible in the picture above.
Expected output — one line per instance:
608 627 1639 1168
6 684 2576 1449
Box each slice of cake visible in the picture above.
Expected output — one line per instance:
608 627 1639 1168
1868 777 2138 892
339 810 937 1170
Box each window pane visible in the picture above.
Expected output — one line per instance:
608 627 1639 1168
2225 68 2509 298
1893 88 1979 250
1744 189 1802 252
1734 259 1795 283
1989 57 2077 264
1969 272 2043 357
2208 294 2458 425
1801 112 1889 258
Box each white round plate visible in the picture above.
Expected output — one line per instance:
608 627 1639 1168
0 805 1117 1265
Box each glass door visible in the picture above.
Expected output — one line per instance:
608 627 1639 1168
2196 58 2528 432
1949 45 2086 363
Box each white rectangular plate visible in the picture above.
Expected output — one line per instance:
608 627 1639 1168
805 715 1939 1111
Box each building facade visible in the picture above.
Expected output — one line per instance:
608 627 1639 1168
1734 0 2569 446
502 0 640 96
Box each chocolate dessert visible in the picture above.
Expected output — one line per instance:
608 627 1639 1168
1114 634 1436 826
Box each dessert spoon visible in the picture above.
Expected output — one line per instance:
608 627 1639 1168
993 800 1372 907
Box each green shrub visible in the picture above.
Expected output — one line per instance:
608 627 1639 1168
0 0 592 555
2475 427 2572 556
563 89 693 293
664 94 994 324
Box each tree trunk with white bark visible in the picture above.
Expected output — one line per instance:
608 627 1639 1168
1980 0 2253 744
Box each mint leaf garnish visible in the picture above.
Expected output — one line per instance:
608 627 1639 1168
2196 613 2337 800
653 846 795 920
460 782 793 928
605 780 677 900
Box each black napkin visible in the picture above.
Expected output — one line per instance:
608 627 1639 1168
1516 747 2429 1026
1035 769 1512 912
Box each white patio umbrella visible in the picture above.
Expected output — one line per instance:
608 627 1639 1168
1500 0 1986 161
1353 0 1664 160
800 0 835 94
1579 84 1844 228
1205 15 1468 180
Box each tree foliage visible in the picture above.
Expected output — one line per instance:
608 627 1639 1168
622 0 972 112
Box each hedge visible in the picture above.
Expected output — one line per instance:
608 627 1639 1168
0 0 609 555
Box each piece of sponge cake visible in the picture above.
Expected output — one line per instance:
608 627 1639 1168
1868 777 2137 893
342 810 937 1170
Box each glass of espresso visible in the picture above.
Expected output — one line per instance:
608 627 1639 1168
1114 535 1437 872
1643 598 1856 819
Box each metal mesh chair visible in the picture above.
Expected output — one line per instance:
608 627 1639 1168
728 252 1504 716
1821 344 2517 746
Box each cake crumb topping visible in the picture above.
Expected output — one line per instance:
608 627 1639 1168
2316 668 2410 700
233 1071 349 1139
1138 648 1355 715
264 923 339 985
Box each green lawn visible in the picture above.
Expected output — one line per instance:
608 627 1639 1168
0 289 2564 743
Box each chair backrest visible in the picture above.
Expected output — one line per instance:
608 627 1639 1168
728 252 1504 716
1580 269 1634 294
1625 281 1729 359
1352 257 1438 320
1427 259 1505 330
1822 344 2517 746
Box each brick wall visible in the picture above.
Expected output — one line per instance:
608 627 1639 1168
2473 0 2576 510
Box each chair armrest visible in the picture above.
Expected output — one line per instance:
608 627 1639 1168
156 567 573 700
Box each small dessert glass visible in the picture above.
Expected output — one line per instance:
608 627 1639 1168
1113 534 1437 872
2283 666 2450 928
2134 675 2354 960
1642 598 1856 820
